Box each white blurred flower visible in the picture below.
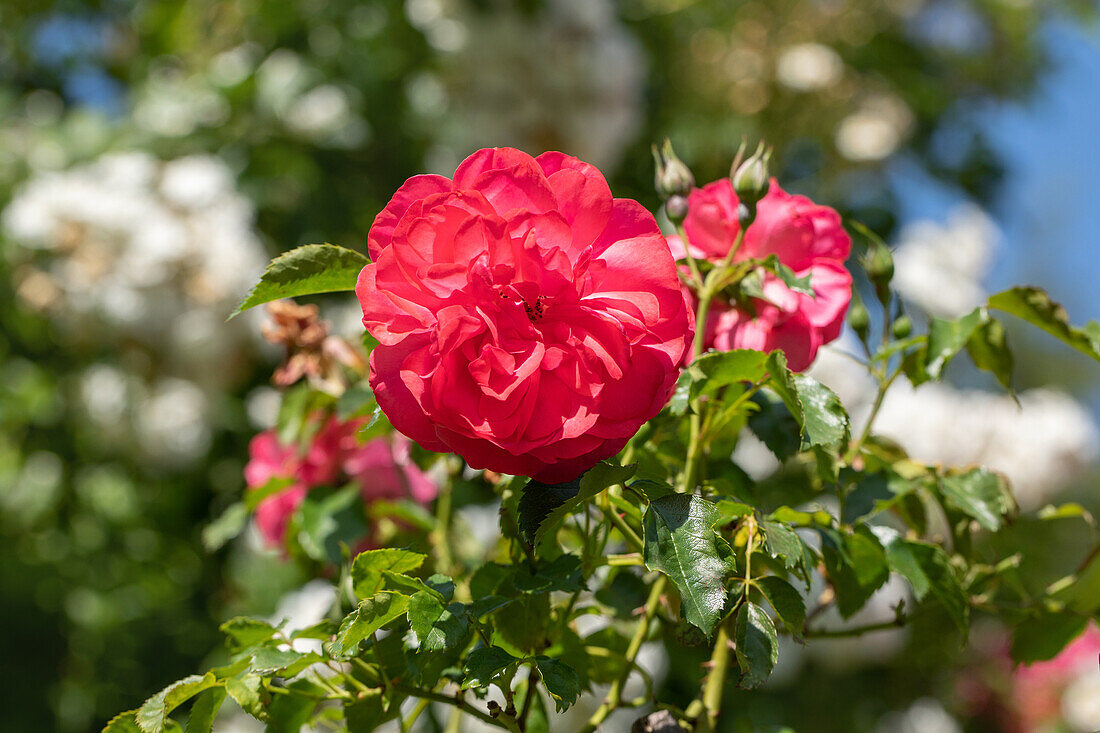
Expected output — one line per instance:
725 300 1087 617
245 386 281 430
3 151 267 330
133 70 230 137
776 43 844 92
81 365 130 426
810 335 1099 510
1063 673 1100 732
836 95 913 162
285 84 353 138
160 155 235 209
893 204 997 318
136 378 211 463
876 698 962 733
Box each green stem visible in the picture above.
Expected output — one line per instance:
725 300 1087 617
393 684 511 730
803 617 907 638
431 460 457 575
846 367 901 462
675 222 706 291
579 575 667 733
598 500 645 553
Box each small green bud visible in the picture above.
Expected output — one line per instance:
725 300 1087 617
730 141 772 208
862 240 894 285
652 139 694 200
848 294 870 341
891 314 912 339
665 194 689 225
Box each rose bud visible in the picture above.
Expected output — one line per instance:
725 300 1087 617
652 139 695 201
891 314 913 339
730 142 772 222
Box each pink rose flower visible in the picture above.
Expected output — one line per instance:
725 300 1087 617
669 179 851 371
244 417 437 548
357 148 693 482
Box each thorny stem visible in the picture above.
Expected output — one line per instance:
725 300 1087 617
393 683 512 730
579 575 667 733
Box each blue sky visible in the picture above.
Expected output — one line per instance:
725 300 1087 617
894 20 1100 320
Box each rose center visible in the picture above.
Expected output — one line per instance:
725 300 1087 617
499 290 547 322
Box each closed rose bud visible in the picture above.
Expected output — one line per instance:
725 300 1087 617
862 239 894 284
652 139 695 200
730 142 772 209
848 294 870 340
891 314 912 339
665 194 689 224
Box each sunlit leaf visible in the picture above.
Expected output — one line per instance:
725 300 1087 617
643 493 732 634
231 243 368 317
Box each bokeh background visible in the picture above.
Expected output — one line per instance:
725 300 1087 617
1 1 1099 731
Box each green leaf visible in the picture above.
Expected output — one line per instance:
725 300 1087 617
230 243 368 317
1011 611 1089 664
925 307 986 380
819 527 889 618
223 672 263 718
344 688 393 732
381 571 444 600
325 592 409 659
102 712 142 733
219 617 277 651
336 384 378 421
715 499 754 524
671 349 770 415
940 468 1012 531
760 520 802 571
185 688 226 733
734 602 779 689
1037 502 1094 524
878 529 968 634
266 678 323 733
759 254 815 297
966 316 1014 393
463 646 521 689
512 554 586 594
494 592 550 654
297 485 369 564
135 674 218 733
1063 550 1100 615
201 502 249 552
988 286 1100 363
351 548 428 599
249 646 322 676
407 593 470 651
244 476 296 511
755 576 806 634
766 352 849 452
534 657 581 713
643 493 732 634
519 461 636 544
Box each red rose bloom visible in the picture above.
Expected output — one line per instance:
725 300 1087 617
669 179 851 371
244 418 437 548
357 148 693 482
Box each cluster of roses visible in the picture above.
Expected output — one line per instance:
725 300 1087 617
245 418 436 548
246 146 851 539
